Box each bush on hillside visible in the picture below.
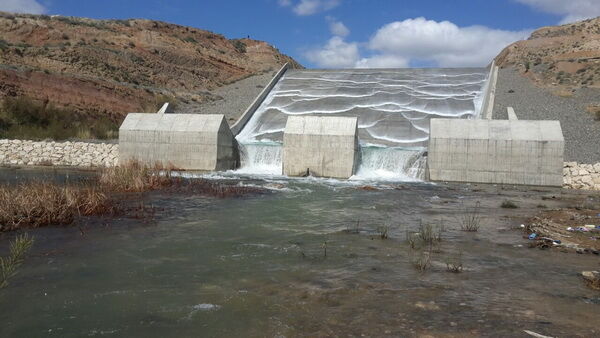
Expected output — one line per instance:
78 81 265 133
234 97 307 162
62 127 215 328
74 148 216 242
231 39 247 54
0 96 119 140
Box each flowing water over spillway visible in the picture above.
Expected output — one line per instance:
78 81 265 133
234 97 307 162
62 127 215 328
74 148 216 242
236 68 489 180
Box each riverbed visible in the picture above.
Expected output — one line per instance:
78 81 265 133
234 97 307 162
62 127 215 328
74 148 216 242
0 168 599 337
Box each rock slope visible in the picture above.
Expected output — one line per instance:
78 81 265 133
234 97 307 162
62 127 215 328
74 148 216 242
495 17 600 88
0 12 301 123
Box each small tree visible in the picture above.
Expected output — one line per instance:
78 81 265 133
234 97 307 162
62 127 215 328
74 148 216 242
1 234 34 289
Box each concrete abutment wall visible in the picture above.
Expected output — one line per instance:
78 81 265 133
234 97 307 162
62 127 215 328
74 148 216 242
427 119 564 186
119 113 238 170
283 116 359 179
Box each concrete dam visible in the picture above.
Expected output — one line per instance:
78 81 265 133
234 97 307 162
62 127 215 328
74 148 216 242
235 68 489 180
119 63 565 186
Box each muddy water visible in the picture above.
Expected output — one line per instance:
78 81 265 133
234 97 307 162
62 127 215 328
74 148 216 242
0 169 599 337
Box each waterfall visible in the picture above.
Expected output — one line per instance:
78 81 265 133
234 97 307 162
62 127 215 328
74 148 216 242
235 142 427 181
354 145 426 181
237 142 282 175
234 68 488 181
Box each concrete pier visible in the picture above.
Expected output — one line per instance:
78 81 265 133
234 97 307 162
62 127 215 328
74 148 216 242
283 116 358 179
427 119 564 186
119 113 238 170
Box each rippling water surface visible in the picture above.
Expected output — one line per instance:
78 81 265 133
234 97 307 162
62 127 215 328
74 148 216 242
0 169 598 337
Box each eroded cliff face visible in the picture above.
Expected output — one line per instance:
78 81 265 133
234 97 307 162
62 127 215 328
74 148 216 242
495 17 600 88
0 12 302 122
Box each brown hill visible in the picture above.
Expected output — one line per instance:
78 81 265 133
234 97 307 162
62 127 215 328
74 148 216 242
495 17 600 88
0 12 301 139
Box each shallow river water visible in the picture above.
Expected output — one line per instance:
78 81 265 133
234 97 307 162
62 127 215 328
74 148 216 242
0 168 599 337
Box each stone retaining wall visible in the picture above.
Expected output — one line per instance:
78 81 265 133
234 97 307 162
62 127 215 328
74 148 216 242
0 139 118 167
563 162 600 191
0 139 598 192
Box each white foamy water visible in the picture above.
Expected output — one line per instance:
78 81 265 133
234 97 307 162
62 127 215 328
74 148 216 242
235 68 489 180
237 142 282 175
353 145 427 181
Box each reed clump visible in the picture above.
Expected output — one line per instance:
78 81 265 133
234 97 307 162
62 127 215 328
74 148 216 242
98 161 176 192
0 161 265 231
410 243 433 272
0 182 114 231
406 220 444 250
460 201 483 232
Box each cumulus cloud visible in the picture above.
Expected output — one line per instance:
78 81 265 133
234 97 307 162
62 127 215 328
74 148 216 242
305 36 359 68
305 17 528 68
279 0 341 16
356 55 409 69
0 0 46 14
515 0 600 24
365 17 528 67
326 16 349 37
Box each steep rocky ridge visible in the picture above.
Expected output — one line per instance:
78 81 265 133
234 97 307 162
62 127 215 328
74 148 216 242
495 17 600 88
0 12 301 128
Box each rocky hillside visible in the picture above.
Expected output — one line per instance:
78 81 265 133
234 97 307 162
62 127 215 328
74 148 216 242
495 17 600 88
0 11 301 138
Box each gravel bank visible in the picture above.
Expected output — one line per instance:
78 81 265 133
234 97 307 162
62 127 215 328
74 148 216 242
493 68 600 163
180 72 276 125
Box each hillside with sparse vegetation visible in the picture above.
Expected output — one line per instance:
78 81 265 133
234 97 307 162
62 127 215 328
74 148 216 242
495 16 600 89
0 12 301 140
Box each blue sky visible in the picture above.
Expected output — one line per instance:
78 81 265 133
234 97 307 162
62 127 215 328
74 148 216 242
2 0 599 68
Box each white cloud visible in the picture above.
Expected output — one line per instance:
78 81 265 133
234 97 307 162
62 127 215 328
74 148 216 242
278 0 341 16
295 0 340 15
305 17 528 68
0 0 46 14
356 55 408 69
305 36 359 68
326 16 349 37
365 17 528 67
515 0 600 24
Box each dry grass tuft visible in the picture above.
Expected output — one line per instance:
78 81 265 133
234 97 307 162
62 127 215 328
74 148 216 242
98 161 175 192
460 202 483 231
552 89 574 98
0 161 265 231
0 183 114 231
586 104 600 121
410 243 433 272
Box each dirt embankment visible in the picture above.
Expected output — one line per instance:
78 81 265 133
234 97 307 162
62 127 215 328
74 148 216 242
0 12 302 123
495 17 600 89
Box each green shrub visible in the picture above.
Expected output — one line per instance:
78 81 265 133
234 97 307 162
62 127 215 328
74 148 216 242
115 19 131 27
501 200 519 209
0 96 119 140
231 39 247 53
0 40 10 51
0 234 34 289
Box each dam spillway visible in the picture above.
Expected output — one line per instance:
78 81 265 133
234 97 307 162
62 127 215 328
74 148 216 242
235 68 489 180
